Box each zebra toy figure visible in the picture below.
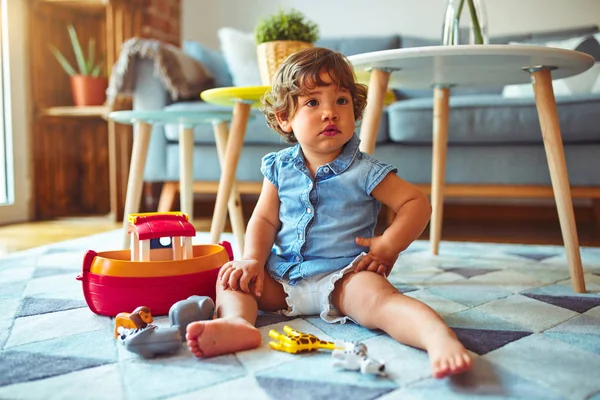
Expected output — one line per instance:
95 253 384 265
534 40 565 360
331 340 386 376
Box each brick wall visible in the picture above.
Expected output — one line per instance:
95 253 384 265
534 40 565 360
141 0 181 46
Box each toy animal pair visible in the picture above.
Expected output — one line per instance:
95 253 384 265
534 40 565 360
269 325 386 376
114 295 215 358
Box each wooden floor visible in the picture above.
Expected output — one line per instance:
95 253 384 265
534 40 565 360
1 201 598 256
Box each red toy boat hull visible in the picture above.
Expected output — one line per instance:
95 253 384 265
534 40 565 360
76 240 233 317
77 268 221 316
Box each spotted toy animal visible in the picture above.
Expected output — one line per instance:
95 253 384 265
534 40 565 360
113 306 154 338
268 325 337 354
332 341 386 376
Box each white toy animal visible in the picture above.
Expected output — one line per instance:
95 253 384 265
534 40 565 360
331 341 386 376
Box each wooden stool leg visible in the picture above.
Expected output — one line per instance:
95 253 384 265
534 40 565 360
121 122 152 248
531 68 586 293
179 125 194 220
430 87 450 255
592 199 600 231
210 103 251 245
359 69 391 155
108 119 119 221
157 182 178 212
213 120 245 254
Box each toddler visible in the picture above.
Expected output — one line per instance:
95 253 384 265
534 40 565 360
187 47 472 378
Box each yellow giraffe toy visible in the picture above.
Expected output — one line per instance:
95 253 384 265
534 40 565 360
269 325 337 354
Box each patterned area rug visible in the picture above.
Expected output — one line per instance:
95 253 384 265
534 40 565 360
1 230 600 400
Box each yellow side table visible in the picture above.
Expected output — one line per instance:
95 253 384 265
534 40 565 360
201 86 270 248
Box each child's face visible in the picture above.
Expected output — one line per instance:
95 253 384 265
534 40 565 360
276 70 356 161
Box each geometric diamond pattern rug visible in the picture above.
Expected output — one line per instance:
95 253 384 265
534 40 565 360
1 230 600 399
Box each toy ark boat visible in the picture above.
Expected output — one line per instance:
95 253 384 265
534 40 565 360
76 212 232 316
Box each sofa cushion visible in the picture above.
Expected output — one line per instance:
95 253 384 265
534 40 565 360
387 93 600 144
163 143 290 183
393 85 504 100
400 35 439 48
163 101 389 145
316 35 400 55
491 25 599 45
163 101 283 145
502 33 600 98
218 27 262 86
183 40 234 88
373 142 600 186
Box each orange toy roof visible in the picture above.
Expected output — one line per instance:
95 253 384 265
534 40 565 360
128 212 196 241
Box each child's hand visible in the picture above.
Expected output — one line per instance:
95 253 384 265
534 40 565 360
218 259 265 297
354 236 399 277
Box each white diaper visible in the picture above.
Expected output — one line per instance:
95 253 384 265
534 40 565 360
273 253 368 324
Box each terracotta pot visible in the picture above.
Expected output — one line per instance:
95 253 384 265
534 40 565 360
70 75 108 106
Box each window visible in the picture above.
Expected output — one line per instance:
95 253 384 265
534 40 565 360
0 2 6 205
0 0 30 224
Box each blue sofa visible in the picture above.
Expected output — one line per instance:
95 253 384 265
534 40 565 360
130 25 600 207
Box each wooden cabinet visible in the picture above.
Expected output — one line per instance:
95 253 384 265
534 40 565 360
29 0 142 220
32 116 110 217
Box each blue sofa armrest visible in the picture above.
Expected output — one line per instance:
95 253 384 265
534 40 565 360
132 59 172 181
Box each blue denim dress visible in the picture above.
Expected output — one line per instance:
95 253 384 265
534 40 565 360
261 134 398 286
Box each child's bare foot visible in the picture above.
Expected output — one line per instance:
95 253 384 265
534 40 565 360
185 317 261 358
427 329 472 378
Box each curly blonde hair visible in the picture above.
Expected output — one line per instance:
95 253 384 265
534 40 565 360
261 47 368 144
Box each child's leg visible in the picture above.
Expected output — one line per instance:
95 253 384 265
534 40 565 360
331 271 472 378
186 272 288 358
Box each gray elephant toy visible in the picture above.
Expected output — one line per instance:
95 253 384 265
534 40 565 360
168 295 215 341
116 295 216 358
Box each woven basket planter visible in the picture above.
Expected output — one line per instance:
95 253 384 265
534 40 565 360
257 40 314 86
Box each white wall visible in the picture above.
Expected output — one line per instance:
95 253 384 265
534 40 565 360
183 0 600 50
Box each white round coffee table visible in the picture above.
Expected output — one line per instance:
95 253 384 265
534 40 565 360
349 45 595 293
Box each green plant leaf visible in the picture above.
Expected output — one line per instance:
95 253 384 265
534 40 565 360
87 38 96 73
91 61 103 78
67 24 88 75
466 0 484 44
254 8 319 44
452 0 466 44
48 45 77 76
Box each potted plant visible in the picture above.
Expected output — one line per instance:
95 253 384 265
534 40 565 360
254 9 320 85
50 25 106 106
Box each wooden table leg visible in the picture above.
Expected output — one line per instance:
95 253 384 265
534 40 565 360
157 182 177 212
213 120 246 254
210 103 251 247
107 97 133 222
531 68 586 293
430 87 450 255
179 124 194 220
118 127 133 218
359 69 391 155
107 119 119 221
121 121 152 248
